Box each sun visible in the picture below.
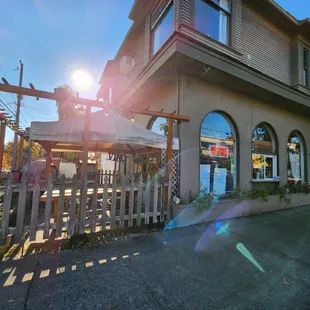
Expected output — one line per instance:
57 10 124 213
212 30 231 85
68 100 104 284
72 70 93 91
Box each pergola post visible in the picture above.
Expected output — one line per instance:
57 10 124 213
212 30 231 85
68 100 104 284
18 137 24 170
0 120 6 174
166 118 173 178
165 119 173 214
45 147 51 184
81 105 91 180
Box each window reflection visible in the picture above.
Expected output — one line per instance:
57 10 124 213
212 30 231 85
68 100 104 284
200 112 236 194
287 132 304 183
151 1 174 55
195 0 230 45
252 123 277 180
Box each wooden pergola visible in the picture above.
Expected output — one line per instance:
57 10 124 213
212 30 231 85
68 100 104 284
0 82 190 182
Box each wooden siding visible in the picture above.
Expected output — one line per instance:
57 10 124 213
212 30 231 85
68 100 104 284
233 0 243 52
175 0 192 29
241 4 291 85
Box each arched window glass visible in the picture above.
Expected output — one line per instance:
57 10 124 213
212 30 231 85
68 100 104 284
149 117 168 136
200 112 237 194
252 123 277 180
287 131 305 183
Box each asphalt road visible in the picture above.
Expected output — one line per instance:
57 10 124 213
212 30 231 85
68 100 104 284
1 205 310 309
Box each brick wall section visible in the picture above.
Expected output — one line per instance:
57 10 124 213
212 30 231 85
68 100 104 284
241 4 291 85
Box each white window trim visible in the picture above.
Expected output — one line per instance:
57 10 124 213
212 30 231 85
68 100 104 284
252 153 277 181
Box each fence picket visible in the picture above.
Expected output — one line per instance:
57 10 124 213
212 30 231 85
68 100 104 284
119 174 126 228
56 175 65 237
128 174 134 227
1 174 13 241
153 174 158 224
160 184 164 223
167 175 172 221
137 174 143 225
29 178 41 241
144 175 151 225
110 173 117 229
79 175 88 234
68 174 78 236
101 175 108 230
90 172 99 233
15 174 28 242
43 174 53 239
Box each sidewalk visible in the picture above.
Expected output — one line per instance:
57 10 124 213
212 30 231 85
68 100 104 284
1 205 310 309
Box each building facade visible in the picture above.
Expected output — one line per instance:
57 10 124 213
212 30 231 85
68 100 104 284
98 0 310 200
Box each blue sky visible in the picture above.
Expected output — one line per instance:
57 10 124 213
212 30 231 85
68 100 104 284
0 0 309 142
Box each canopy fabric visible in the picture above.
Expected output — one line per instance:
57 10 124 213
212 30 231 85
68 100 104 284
30 110 179 153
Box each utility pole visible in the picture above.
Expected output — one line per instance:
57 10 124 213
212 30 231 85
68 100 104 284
12 60 23 171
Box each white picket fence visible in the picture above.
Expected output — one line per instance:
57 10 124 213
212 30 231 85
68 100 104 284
0 172 172 244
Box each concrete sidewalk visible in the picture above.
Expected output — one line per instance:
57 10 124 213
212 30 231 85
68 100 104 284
1 205 310 309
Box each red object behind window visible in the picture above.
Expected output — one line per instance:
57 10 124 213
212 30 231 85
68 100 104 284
210 145 229 158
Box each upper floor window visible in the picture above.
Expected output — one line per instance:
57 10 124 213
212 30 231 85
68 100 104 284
303 48 309 88
151 0 174 55
194 0 231 45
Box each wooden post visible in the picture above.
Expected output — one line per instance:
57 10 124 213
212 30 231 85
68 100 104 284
81 105 91 180
0 120 6 174
165 119 173 213
45 147 51 184
166 118 173 178
18 137 24 170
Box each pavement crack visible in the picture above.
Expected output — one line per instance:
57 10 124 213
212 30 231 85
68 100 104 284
23 255 40 310
127 257 163 310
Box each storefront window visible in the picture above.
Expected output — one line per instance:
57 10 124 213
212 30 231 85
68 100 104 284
287 131 305 183
252 123 278 180
200 112 237 194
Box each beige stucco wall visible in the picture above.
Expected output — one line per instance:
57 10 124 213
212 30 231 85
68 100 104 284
179 75 310 199
134 75 310 200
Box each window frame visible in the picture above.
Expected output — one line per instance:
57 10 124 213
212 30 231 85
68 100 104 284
194 0 232 46
303 48 309 88
252 153 277 181
150 0 174 56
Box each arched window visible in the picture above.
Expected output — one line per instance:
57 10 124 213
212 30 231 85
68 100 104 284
200 112 237 194
252 123 278 180
287 131 306 183
148 117 168 136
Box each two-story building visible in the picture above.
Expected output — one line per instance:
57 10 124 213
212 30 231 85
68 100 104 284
97 0 310 200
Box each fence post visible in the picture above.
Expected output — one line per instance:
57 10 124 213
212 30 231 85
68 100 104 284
29 175 41 241
153 174 158 224
68 174 78 236
110 172 117 229
56 174 65 237
137 174 143 226
119 174 126 228
1 174 13 242
101 175 108 230
43 174 53 239
79 174 88 234
90 171 99 233
15 173 27 242
167 175 172 221
128 174 134 227
145 175 151 225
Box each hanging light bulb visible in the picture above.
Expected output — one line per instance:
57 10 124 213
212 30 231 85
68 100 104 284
105 111 108 116
131 114 134 122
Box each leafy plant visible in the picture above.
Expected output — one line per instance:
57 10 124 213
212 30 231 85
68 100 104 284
193 189 215 213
